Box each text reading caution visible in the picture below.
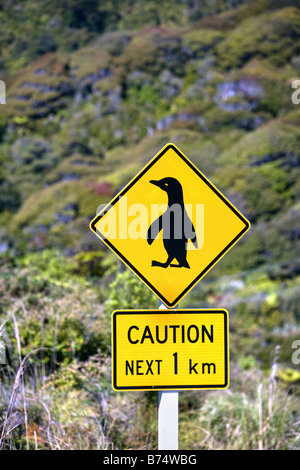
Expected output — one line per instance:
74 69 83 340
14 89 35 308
112 309 229 391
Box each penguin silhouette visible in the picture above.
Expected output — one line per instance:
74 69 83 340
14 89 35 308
147 177 198 268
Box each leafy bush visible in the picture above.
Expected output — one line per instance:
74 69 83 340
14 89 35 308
216 8 300 69
1 251 110 372
182 29 224 58
104 269 157 315
116 35 160 75
11 136 55 171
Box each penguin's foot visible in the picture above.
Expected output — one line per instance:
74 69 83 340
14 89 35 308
151 260 171 268
170 263 190 268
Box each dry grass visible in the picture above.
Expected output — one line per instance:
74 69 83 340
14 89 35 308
179 361 300 450
0 308 48 450
0 299 299 450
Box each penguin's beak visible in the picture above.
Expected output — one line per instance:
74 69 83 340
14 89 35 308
150 180 161 188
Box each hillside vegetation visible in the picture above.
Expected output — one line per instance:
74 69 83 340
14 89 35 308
0 0 299 450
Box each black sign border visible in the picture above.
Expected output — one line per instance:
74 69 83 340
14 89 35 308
112 309 229 391
90 143 250 307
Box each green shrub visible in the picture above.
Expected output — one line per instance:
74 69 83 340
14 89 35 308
182 29 224 58
116 36 160 75
218 232 265 273
104 269 157 315
216 8 300 70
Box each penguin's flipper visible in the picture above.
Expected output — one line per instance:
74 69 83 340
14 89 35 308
184 212 198 248
191 228 198 249
147 214 163 245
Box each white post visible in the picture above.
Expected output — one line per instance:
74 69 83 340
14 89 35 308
158 301 178 450
0 81 6 105
158 390 178 450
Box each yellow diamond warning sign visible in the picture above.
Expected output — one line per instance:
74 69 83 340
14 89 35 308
90 143 250 307
112 309 229 391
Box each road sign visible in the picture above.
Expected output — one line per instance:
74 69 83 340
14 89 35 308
112 309 229 391
90 143 250 307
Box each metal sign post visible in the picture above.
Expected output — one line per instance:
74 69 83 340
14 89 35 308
158 390 178 450
158 300 178 450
